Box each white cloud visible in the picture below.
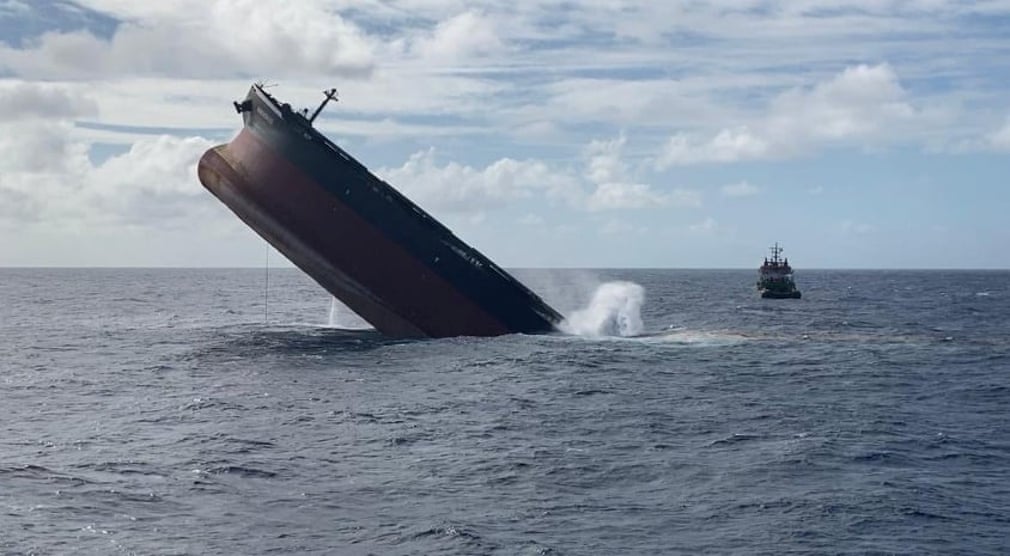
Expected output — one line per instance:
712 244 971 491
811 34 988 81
582 134 694 211
657 63 924 167
45 76 504 133
721 181 760 197
413 11 505 63
376 148 581 214
0 100 214 227
0 121 87 175
378 135 696 217
0 0 375 79
767 63 916 140
510 119 562 140
586 182 668 211
0 83 96 181
2 3 1002 153
660 127 771 166
526 78 728 129
584 135 631 185
0 81 98 121
87 135 215 222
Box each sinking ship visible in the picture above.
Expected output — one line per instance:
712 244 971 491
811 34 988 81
757 243 802 299
197 84 563 337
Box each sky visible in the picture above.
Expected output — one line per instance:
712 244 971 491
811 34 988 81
1 0 1008 269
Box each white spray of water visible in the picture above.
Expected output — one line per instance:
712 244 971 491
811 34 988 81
560 281 645 337
327 297 373 330
522 269 605 318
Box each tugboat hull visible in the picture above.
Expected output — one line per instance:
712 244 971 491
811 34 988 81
760 289 802 299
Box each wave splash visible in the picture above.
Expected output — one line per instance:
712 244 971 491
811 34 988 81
561 281 645 337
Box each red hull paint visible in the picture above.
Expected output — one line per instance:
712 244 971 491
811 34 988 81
198 128 512 337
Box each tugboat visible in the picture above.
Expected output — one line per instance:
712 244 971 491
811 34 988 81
757 243 801 299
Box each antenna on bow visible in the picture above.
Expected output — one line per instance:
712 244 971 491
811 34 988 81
309 88 338 125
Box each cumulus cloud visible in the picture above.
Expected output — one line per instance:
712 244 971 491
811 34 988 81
584 135 631 185
414 11 505 63
0 121 87 175
660 127 770 166
767 63 916 139
0 81 98 121
657 64 922 167
0 93 214 227
583 135 698 211
85 136 216 224
376 148 581 214
586 182 669 211
1 134 214 226
0 0 375 79
376 135 699 217
0 83 95 184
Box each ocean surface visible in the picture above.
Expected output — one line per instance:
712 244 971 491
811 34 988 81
2 267 1008 555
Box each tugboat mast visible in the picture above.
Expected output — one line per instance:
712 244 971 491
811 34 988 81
769 242 783 265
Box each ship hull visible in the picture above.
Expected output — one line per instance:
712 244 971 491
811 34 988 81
198 86 562 338
760 289 802 299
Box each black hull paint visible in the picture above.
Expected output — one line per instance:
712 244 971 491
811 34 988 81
760 289 802 299
198 85 563 338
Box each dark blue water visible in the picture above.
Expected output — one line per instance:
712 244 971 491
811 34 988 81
2 268 1008 555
